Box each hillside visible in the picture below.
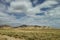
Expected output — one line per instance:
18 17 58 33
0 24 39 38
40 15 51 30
0 25 53 29
0 27 60 40
0 25 60 40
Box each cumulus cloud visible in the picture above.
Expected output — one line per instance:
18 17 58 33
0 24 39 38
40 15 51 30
0 0 60 28
8 0 32 13
0 12 17 24
8 0 59 17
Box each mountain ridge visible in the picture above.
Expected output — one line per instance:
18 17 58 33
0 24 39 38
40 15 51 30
0 25 53 29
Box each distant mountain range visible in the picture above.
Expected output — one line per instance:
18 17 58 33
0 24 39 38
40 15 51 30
0 25 53 29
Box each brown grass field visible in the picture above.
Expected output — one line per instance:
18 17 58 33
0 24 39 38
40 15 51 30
0 27 60 40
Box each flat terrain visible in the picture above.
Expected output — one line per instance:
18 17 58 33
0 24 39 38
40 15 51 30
0 27 60 40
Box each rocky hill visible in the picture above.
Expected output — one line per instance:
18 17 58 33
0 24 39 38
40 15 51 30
18 25 52 29
0 25 52 29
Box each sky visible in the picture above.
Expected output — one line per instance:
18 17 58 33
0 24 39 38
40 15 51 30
0 0 60 28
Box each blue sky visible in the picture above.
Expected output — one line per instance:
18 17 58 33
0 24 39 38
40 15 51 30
0 0 60 28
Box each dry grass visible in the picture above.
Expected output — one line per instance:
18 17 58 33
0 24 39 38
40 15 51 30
0 27 60 40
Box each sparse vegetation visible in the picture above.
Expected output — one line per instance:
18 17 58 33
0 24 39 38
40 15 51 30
0 25 60 40
0 38 7 40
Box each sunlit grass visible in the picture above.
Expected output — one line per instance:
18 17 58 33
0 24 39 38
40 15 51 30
0 27 60 40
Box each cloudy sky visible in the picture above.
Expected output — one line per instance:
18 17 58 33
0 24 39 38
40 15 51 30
0 0 60 28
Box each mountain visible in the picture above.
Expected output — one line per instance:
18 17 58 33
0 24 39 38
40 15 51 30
0 25 11 28
0 24 53 29
18 25 52 29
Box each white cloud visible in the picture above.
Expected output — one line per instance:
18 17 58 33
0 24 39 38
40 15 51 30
8 0 58 17
0 3 6 11
8 0 32 13
0 0 60 28
26 0 58 17
48 6 60 16
0 11 21 26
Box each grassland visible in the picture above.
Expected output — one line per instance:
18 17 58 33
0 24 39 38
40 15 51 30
0 27 60 40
